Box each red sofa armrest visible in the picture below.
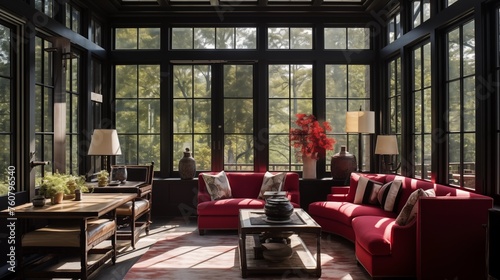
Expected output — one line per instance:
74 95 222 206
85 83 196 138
417 196 493 280
327 186 350 201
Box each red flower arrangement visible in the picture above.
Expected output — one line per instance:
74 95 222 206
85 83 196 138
289 113 336 160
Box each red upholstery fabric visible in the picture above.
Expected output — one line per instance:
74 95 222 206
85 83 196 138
197 172 300 233
309 172 493 279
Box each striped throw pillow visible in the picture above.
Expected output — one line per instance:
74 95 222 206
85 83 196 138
377 180 403 212
353 176 383 205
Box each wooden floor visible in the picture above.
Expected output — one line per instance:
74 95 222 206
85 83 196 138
23 216 373 280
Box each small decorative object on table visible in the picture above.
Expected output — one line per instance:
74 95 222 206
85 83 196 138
110 166 127 183
289 113 336 179
264 193 293 222
179 148 196 180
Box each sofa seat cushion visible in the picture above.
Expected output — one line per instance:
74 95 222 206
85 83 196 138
308 201 397 226
197 198 266 216
352 215 396 256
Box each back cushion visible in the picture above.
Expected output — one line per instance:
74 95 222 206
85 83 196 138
347 173 387 202
227 173 265 198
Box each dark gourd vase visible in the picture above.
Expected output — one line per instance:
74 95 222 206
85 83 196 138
264 196 294 221
179 148 196 180
331 146 357 182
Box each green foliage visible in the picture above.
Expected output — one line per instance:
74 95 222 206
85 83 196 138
38 172 88 198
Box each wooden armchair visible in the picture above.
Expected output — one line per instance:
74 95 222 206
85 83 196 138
114 162 154 247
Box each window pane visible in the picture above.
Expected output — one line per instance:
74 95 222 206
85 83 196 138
290 28 312 49
326 65 347 98
172 28 193 49
463 76 475 132
448 80 460 132
116 100 138 133
116 28 137 49
413 1 421 28
348 65 370 98
116 65 138 98
325 28 346 49
217 28 234 49
138 65 160 98
194 28 215 49
447 28 460 80
348 28 370 49
235 28 256 49
463 21 475 76
224 65 253 97
139 28 160 49
268 28 289 49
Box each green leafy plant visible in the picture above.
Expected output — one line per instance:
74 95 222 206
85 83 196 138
38 172 89 198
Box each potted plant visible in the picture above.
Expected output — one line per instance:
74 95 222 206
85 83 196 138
97 170 109 187
38 172 89 204
289 113 336 178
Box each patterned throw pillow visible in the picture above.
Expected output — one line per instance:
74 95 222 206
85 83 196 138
202 171 232 201
395 188 436 226
353 176 383 205
258 172 286 199
377 180 403 212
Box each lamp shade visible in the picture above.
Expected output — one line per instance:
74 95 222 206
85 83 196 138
345 111 375 133
88 129 122 156
375 135 399 155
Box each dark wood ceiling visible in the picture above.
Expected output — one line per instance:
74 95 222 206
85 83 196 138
85 0 389 16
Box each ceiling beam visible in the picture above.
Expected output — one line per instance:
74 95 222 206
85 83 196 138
312 0 324 7
157 0 169 6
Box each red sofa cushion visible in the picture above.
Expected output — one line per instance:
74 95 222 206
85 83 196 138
308 201 397 227
198 198 266 216
352 215 397 256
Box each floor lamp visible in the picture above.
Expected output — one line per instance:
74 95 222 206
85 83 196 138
88 129 122 172
375 135 400 173
345 110 375 172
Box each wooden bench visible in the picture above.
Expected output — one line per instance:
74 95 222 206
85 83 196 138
20 218 117 280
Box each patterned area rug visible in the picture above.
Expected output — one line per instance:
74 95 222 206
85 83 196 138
125 229 371 279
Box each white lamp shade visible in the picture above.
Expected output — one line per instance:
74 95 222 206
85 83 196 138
88 129 122 156
375 135 399 155
345 111 375 133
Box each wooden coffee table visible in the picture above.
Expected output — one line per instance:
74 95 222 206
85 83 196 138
238 208 321 278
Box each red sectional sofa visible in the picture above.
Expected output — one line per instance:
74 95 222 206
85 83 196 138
308 172 493 279
197 172 300 235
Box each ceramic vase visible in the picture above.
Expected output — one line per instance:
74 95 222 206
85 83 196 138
302 154 317 179
264 195 293 221
110 166 128 183
331 146 357 181
179 148 196 180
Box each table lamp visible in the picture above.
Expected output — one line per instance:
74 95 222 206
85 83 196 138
88 129 122 172
375 135 400 173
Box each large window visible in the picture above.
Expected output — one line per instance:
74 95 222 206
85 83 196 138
268 28 313 49
172 64 255 172
34 36 54 178
388 56 402 171
0 23 14 196
326 64 371 171
172 65 212 171
445 20 476 189
115 28 160 49
268 64 313 171
324 28 370 49
388 12 402 44
65 55 79 174
413 42 432 180
411 0 431 29
115 65 161 168
172 28 256 49
35 0 54 18
65 3 81 34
